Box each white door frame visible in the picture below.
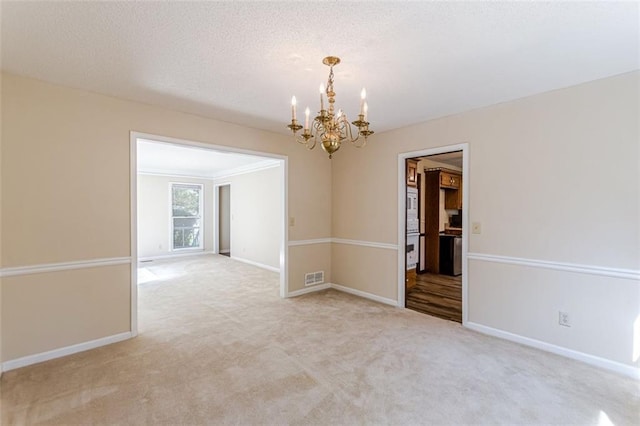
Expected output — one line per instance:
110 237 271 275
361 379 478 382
130 131 289 336
213 182 231 255
397 143 469 325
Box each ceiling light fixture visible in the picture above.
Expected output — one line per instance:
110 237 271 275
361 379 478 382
287 56 374 159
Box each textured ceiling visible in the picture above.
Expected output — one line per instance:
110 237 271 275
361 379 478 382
2 1 638 135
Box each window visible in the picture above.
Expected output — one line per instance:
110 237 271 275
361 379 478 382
171 183 203 250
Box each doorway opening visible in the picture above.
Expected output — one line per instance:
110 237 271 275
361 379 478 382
397 144 468 324
130 132 288 336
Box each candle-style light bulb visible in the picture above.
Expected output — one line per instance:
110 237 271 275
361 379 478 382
291 96 297 120
363 101 369 120
319 84 325 111
304 107 310 130
360 88 367 115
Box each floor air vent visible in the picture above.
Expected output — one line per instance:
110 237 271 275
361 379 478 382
305 271 324 286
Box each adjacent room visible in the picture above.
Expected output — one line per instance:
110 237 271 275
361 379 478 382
405 151 465 322
135 137 285 295
1 1 638 424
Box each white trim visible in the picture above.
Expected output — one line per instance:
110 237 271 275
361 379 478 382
288 238 332 246
465 322 640 380
281 158 289 298
138 170 215 180
213 159 281 180
331 283 398 306
130 135 138 336
219 249 230 254
288 238 396 249
138 160 280 181
1 332 133 372
331 238 398 250
397 143 469 318
461 145 469 324
397 154 406 308
287 283 331 297
231 256 280 273
287 283 398 306
467 252 640 281
138 251 215 263
0 257 132 278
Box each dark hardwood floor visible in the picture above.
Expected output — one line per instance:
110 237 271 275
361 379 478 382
406 272 462 323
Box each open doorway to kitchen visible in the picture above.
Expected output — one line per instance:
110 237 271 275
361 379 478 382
398 144 468 324
130 132 288 335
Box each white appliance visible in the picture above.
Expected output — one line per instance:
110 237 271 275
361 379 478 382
406 187 419 234
406 234 419 269
406 187 419 270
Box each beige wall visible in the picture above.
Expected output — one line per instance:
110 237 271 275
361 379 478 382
2 265 131 360
289 243 332 291
214 165 283 270
331 71 640 367
137 174 213 258
332 244 396 300
0 73 332 363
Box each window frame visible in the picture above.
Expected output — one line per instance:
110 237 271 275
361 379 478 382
169 182 204 252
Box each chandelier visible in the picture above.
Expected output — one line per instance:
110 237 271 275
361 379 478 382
287 56 374 159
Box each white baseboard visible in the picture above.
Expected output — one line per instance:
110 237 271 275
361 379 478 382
219 249 230 254
2 331 133 372
287 281 399 307
465 322 639 380
287 283 331 297
330 283 398 307
138 251 214 262
230 256 280 273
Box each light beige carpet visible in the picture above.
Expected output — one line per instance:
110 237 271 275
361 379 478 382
1 255 638 425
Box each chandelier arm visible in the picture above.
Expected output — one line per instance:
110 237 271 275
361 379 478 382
293 133 312 150
354 133 367 148
341 115 356 143
306 136 317 150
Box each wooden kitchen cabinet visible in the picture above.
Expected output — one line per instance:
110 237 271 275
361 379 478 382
406 159 418 187
439 171 460 189
425 168 463 273
424 171 441 273
445 180 463 210
406 268 417 290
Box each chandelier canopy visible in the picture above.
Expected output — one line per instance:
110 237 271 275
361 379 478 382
287 56 374 159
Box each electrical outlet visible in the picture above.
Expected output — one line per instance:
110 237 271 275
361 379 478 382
559 311 571 327
472 222 482 234
289 217 295 227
